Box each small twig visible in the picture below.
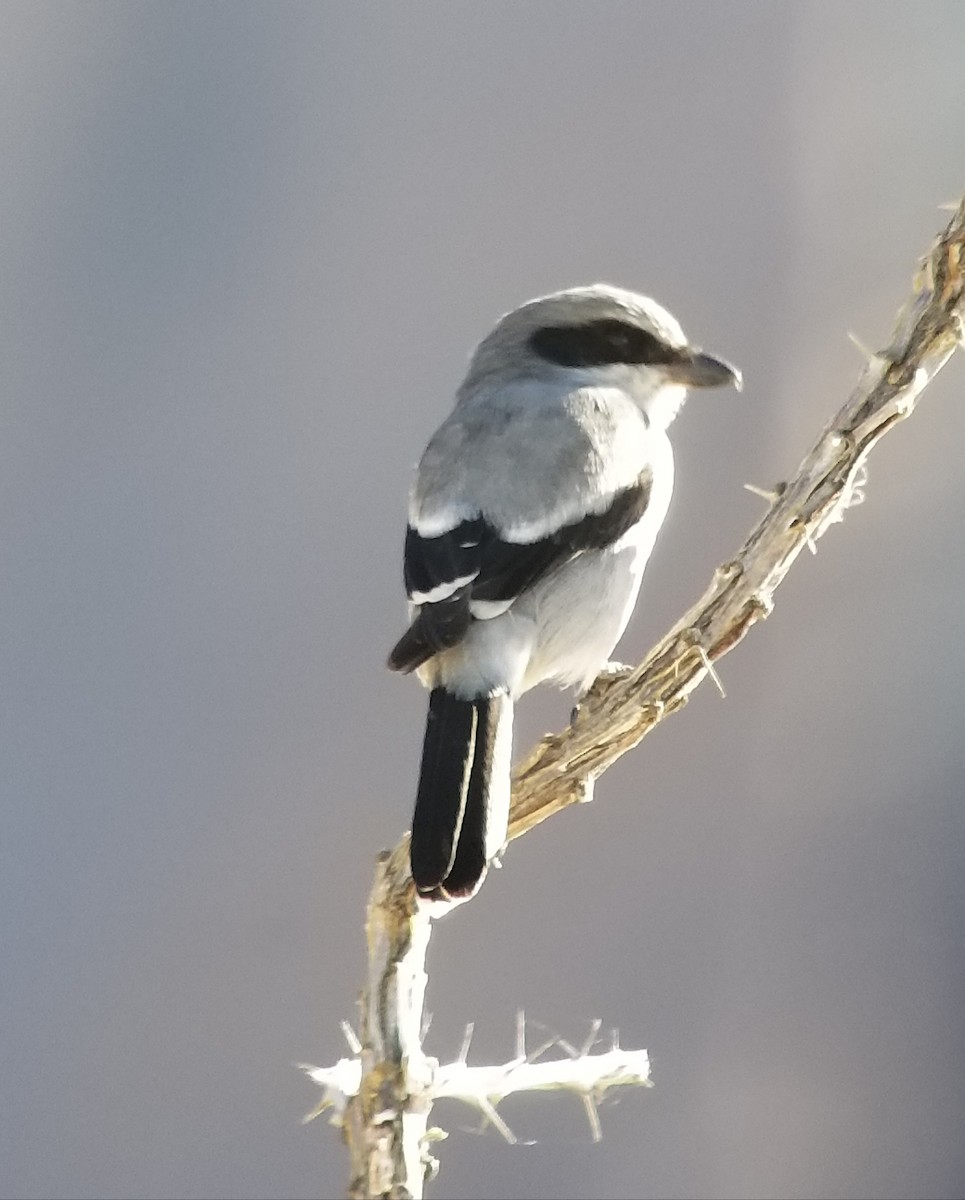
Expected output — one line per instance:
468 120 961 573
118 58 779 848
304 1016 652 1151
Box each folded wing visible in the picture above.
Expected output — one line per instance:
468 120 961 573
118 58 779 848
387 469 652 673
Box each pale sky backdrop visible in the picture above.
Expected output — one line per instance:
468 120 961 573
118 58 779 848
4 4 965 1199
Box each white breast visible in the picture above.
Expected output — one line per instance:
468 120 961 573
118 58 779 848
519 431 674 693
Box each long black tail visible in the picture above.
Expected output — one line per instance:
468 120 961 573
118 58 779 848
409 688 512 901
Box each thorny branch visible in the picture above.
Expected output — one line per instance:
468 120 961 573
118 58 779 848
305 1012 651 1150
307 196 965 1199
508 198 965 839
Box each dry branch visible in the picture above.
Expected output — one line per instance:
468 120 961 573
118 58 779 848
307 195 965 1199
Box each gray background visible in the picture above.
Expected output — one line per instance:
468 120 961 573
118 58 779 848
3 3 965 1198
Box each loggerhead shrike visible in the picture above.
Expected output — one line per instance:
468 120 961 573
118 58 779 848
388 284 741 903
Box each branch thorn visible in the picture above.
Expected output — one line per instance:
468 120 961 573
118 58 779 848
579 1018 603 1057
457 1022 474 1064
514 1010 527 1061
847 330 887 368
744 481 784 504
582 1091 603 1142
478 1097 517 1144
685 633 726 699
556 1035 580 1060
340 1020 361 1054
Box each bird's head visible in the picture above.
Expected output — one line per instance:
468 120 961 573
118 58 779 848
463 283 741 430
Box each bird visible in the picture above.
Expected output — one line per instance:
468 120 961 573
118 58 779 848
387 284 741 903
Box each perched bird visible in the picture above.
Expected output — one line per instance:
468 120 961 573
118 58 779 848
388 284 741 902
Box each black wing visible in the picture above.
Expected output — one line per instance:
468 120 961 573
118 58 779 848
387 469 652 673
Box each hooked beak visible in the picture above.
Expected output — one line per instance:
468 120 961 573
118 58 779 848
666 349 743 392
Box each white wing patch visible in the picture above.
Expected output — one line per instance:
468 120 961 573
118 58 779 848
410 573 478 605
